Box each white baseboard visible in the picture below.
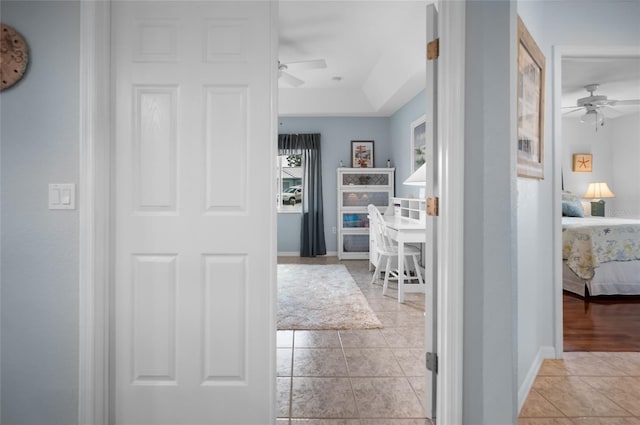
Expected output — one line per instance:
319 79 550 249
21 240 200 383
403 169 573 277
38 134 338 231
518 346 556 413
277 251 338 257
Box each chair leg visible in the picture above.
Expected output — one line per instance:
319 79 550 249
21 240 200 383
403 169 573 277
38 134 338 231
383 256 392 295
403 257 411 278
370 255 384 286
412 255 424 284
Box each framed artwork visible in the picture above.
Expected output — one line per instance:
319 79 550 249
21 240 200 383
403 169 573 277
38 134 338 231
351 140 374 168
410 115 427 172
516 16 546 179
572 153 592 172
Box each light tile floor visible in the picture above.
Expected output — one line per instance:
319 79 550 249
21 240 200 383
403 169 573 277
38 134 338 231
277 258 431 425
519 353 640 424
278 257 640 424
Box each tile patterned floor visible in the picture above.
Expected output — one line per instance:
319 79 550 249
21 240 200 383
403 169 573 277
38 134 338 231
519 352 640 424
277 257 431 425
278 257 640 424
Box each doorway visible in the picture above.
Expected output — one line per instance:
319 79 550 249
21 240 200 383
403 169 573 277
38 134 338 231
275 1 430 422
553 46 640 354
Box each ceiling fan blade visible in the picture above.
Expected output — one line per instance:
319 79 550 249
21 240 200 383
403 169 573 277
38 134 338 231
562 107 583 115
610 99 640 106
279 71 304 87
601 105 624 118
284 58 327 70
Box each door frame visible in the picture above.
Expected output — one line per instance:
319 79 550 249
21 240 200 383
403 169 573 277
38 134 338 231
551 44 640 358
78 0 111 423
78 0 465 422
435 1 465 423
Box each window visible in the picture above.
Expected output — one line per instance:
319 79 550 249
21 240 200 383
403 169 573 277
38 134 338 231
276 154 303 212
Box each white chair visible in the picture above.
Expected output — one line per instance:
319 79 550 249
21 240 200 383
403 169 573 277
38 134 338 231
367 204 424 296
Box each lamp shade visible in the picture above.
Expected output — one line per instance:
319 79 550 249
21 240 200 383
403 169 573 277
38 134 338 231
583 182 616 199
403 163 427 186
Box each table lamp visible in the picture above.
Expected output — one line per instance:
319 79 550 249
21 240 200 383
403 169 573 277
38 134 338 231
403 163 427 198
583 182 615 217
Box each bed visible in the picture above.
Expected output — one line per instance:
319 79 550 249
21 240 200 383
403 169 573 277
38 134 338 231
563 216 640 296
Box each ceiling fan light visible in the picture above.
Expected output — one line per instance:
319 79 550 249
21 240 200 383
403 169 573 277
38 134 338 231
580 109 603 125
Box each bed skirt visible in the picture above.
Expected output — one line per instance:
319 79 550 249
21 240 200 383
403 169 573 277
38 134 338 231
563 260 640 296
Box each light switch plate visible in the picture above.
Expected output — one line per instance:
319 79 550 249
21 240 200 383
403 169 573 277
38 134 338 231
49 183 76 210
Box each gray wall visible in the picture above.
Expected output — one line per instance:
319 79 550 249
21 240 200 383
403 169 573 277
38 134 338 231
561 113 640 219
463 1 518 423
389 90 426 198
277 117 392 254
610 113 640 218
516 0 640 404
277 97 429 255
1 2 80 424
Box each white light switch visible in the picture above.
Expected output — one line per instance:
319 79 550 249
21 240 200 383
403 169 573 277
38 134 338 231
49 184 76 210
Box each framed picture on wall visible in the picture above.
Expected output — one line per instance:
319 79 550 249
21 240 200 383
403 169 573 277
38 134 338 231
410 115 427 172
351 140 374 168
572 153 592 172
516 16 546 179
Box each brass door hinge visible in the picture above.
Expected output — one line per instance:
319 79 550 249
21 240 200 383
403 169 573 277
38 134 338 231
427 197 439 216
427 38 439 60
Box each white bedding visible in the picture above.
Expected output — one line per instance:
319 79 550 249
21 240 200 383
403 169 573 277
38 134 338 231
562 217 640 296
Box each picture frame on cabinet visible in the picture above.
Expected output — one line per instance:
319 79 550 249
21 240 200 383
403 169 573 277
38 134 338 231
351 140 374 168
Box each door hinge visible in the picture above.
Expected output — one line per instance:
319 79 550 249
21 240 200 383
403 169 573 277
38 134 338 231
427 197 439 216
427 38 440 60
426 352 438 373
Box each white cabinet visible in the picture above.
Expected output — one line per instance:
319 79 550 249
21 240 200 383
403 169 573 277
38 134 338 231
337 168 394 260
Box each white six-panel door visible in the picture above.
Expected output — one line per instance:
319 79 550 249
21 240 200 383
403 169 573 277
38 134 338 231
112 2 275 424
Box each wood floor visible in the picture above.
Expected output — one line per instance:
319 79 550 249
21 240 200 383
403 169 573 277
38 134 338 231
563 292 640 352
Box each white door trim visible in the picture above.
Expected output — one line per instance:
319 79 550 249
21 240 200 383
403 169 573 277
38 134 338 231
78 0 111 423
424 3 437 419
436 0 465 423
551 44 640 359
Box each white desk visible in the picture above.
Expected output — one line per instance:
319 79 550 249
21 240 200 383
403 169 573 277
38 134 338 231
382 215 427 303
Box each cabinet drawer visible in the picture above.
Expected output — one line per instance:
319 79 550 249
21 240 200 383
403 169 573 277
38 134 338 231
342 172 390 186
342 191 389 207
342 213 370 229
342 234 369 253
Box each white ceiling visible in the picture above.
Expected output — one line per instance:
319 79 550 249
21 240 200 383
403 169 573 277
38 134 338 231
562 56 640 119
278 1 427 117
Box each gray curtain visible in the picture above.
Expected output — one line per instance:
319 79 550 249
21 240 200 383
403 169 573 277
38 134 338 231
278 133 327 257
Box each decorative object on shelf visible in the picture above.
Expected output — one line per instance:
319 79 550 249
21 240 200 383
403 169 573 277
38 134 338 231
404 163 427 198
572 153 592 172
358 175 371 185
351 140 374 168
583 182 615 217
410 115 426 172
387 159 391 168
516 16 545 180
339 160 343 167
1 23 29 91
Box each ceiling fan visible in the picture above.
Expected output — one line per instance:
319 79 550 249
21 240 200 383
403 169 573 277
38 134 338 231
562 84 640 130
278 58 327 87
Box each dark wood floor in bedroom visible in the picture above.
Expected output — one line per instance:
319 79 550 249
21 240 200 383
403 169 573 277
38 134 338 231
564 291 640 351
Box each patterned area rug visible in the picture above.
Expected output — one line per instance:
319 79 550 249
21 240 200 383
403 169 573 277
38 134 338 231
277 264 383 330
